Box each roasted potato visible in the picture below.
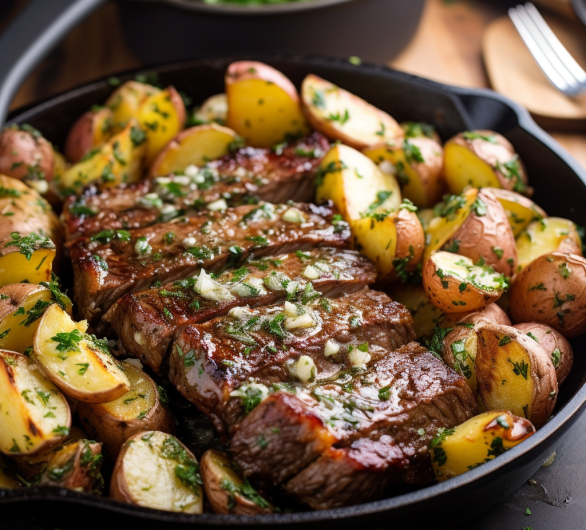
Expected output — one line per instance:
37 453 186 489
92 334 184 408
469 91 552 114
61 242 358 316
513 322 573 386
475 323 558 427
193 93 228 125
516 217 582 271
33 304 130 403
486 187 547 237
37 439 103 493
64 107 114 163
78 362 174 457
201 449 275 515
110 431 203 514
0 233 55 286
387 284 444 338
401 121 441 143
149 124 238 178
431 411 535 482
444 130 528 195
105 80 160 124
226 61 307 148
509 252 586 338
423 251 507 313
0 455 20 488
301 73 402 150
363 136 445 208
0 350 71 456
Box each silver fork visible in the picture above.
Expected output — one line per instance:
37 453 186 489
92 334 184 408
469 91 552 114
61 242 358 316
509 2 586 97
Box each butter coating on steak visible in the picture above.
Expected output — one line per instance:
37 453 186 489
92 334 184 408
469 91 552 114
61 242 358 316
105 248 377 373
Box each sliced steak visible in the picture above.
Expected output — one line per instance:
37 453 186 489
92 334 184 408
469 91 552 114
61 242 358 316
105 248 376 373
230 342 477 492
168 289 415 435
71 202 350 327
62 132 330 242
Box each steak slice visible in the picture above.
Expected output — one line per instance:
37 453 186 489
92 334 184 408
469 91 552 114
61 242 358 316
230 342 477 492
71 202 350 327
168 290 415 435
62 132 330 243
104 248 376 373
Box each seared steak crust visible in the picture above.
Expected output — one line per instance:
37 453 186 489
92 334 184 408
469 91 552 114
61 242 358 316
71 202 350 326
104 248 376 372
62 132 330 243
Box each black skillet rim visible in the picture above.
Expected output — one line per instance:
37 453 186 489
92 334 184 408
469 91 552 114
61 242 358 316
3 53 586 524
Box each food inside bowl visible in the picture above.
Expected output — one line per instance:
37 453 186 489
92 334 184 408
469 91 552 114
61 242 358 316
0 60 581 514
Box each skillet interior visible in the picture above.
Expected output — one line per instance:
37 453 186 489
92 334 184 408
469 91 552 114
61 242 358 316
2 55 586 530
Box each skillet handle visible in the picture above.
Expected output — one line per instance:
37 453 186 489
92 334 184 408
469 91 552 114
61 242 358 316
0 0 106 125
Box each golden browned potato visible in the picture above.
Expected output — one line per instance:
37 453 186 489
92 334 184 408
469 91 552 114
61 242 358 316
33 304 130 403
509 252 586 338
513 322 573 386
516 218 582 271
105 80 160 125
37 439 103 493
149 124 238 178
387 284 444 338
444 130 528 195
475 323 558 427
0 350 71 456
485 187 547 237
363 136 445 208
0 233 55 286
64 107 114 163
110 431 203 514
78 362 174 457
431 411 535 482
226 61 308 148
423 251 507 313
301 74 402 150
193 93 228 125
201 449 275 515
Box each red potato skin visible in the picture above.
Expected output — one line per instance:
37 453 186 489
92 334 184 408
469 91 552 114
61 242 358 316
167 86 187 130
0 127 54 182
225 61 300 103
64 108 113 163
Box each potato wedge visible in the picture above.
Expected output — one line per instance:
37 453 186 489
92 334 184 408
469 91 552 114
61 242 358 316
441 324 480 397
149 124 238 178
315 144 401 224
423 252 507 313
387 284 444 339
111 431 203 514
516 217 582 271
301 74 402 150
225 61 307 148
37 439 103 493
0 233 55 286
485 188 547 237
78 362 174 457
513 322 573 386
475 323 557 427
363 136 445 208
193 93 228 125
201 449 275 515
0 350 71 456
105 80 160 125
33 304 130 403
64 107 114 163
509 252 586 338
444 130 528 194
431 411 535 482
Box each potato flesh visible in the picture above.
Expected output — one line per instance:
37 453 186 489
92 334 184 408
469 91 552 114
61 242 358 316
387 284 443 338
106 81 160 124
433 252 503 291
444 143 501 194
352 214 398 278
0 352 70 455
516 218 581 270
120 432 202 513
0 249 54 287
0 289 53 353
194 93 228 124
491 192 545 237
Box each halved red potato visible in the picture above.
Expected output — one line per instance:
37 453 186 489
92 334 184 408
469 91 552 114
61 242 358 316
0 233 55 287
475 323 558 427
516 217 582 271
363 136 445 208
193 93 228 125
0 125 54 183
105 80 161 124
64 107 114 163
149 124 239 178
33 304 130 403
423 251 507 313
0 350 71 456
513 322 573 386
444 130 529 194
301 74 403 150
509 252 586 338
485 188 547 237
226 61 308 148
401 121 441 143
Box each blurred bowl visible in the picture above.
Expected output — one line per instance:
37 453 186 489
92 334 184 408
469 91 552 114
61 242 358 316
118 0 425 64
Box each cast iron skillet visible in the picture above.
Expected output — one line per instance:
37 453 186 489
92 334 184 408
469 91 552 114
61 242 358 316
1 54 586 530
